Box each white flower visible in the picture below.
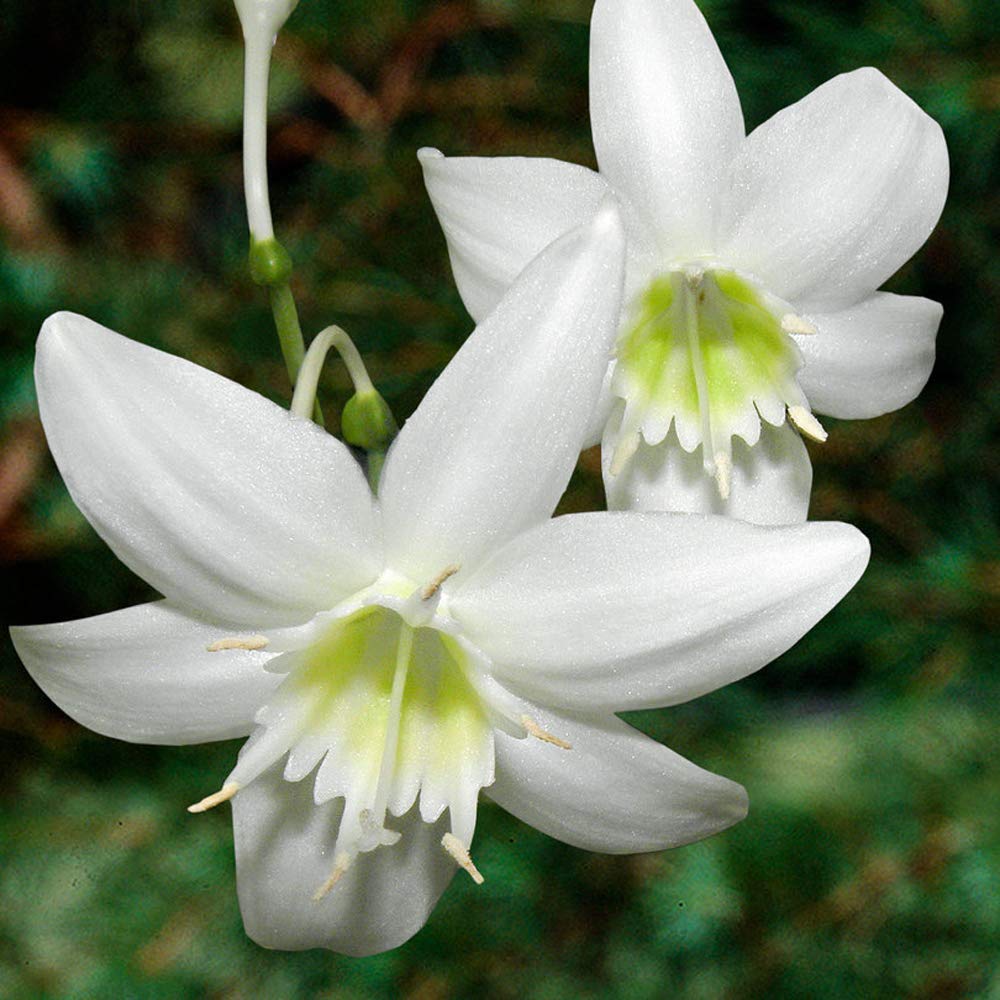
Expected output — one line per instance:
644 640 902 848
12 206 868 956
419 0 949 525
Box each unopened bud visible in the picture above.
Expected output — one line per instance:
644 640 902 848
249 238 293 287
342 390 398 451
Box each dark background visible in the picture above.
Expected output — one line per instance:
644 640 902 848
0 0 997 996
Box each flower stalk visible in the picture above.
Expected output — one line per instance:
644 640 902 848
235 0 315 413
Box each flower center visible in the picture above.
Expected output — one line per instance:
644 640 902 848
610 265 823 496
190 571 575 890
218 599 497 890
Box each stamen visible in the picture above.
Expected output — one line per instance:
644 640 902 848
521 715 572 750
441 833 485 884
187 781 240 814
788 405 828 443
781 314 817 335
714 451 732 501
206 635 269 652
312 851 353 901
421 564 460 601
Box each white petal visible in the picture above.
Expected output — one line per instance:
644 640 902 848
797 292 941 418
452 511 869 711
419 149 613 323
10 601 284 744
233 764 455 955
605 420 812 525
589 0 744 255
722 68 949 309
489 706 747 853
36 313 382 627
379 205 626 583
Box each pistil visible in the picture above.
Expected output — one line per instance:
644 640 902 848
368 624 415 830
681 269 724 489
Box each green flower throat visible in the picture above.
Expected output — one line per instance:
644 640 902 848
611 266 826 495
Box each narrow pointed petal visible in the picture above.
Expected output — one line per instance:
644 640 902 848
604 421 812 525
233 764 455 956
722 68 949 309
797 292 941 419
419 149 613 322
452 511 869 711
35 313 382 627
489 706 747 853
379 205 626 582
590 0 744 255
10 602 284 744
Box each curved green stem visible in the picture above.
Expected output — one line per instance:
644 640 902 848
291 325 397 490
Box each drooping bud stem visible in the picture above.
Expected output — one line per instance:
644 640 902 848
291 324 398 486
291 325 371 418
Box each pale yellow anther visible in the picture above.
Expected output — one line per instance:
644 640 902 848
788 405 828 443
781 314 817 336
312 851 353 901
421 564 460 601
609 429 640 477
713 451 732 501
521 715 572 750
441 833 484 884
187 781 240 814
206 635 269 652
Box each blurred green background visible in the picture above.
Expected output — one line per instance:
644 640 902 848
1 0 997 996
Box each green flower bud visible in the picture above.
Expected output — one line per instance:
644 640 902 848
249 238 293 287
342 390 398 451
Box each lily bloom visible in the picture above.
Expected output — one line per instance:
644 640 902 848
420 0 948 525
12 207 868 956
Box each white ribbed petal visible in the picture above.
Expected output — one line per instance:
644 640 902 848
722 68 949 309
419 149 612 323
604 421 812 525
378 205 626 582
590 0 744 255
10 601 284 744
452 511 869 711
798 292 941 419
233 764 455 956
35 313 382 627
489 706 747 853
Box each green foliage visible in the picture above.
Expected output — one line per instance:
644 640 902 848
1 0 996 995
